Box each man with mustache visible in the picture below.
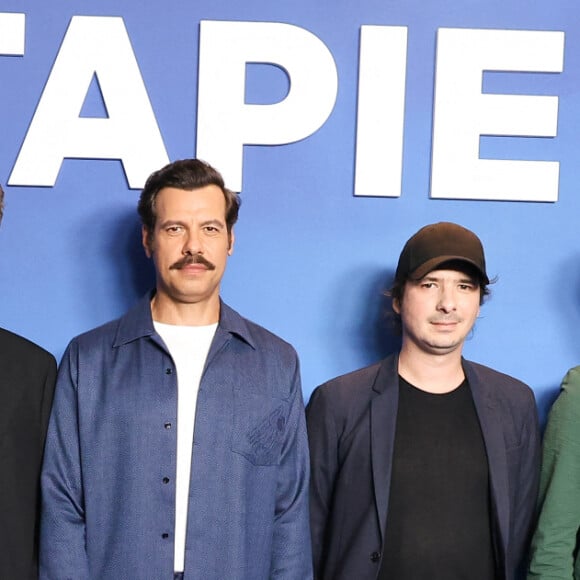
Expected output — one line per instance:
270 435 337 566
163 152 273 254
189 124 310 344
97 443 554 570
40 159 312 579
0 184 56 579
307 222 540 580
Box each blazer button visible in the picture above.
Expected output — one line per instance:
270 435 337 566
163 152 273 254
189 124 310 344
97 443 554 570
370 551 381 563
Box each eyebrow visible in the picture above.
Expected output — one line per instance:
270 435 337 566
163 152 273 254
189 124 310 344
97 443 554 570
421 274 476 284
201 219 225 228
158 218 225 229
158 219 187 229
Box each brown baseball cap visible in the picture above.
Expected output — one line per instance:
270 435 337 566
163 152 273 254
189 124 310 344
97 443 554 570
395 222 489 284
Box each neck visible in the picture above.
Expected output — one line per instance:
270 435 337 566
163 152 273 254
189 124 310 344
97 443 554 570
150 293 220 326
397 342 465 394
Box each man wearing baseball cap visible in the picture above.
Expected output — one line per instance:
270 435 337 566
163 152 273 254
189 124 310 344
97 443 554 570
307 222 540 580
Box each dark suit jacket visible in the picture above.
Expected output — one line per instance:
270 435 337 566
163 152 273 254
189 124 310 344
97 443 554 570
306 354 540 580
0 328 56 579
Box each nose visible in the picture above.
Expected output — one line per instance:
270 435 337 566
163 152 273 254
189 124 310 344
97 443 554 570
437 285 456 313
183 229 202 255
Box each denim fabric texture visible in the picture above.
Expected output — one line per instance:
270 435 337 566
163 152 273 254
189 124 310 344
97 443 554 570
40 293 312 580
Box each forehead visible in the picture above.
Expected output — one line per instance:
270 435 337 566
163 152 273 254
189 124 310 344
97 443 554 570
154 185 226 219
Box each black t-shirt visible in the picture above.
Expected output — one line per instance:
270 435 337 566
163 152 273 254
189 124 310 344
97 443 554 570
378 376 497 580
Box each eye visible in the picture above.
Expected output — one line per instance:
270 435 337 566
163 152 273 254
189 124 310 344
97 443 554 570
458 283 476 291
421 282 436 289
165 225 183 235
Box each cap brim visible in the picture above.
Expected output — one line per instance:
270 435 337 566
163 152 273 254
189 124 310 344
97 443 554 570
410 256 490 284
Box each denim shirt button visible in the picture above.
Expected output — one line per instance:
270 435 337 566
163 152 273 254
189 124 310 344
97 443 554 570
165 368 173 375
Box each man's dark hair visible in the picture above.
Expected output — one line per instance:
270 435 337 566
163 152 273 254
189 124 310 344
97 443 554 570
138 159 240 237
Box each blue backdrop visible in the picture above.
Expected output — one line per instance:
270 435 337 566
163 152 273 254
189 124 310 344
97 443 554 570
1 1 577 424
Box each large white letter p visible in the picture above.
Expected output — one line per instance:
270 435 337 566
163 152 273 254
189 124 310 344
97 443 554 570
197 20 338 191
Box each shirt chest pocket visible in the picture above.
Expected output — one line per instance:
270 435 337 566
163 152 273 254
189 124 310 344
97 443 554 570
231 392 289 466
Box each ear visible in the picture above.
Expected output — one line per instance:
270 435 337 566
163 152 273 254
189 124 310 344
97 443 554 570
227 228 235 256
392 297 401 315
142 226 153 258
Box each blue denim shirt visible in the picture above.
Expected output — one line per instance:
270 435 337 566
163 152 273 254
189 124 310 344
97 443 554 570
40 293 312 580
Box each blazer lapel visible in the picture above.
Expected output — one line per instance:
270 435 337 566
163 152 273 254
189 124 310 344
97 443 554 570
463 360 510 566
370 354 400 544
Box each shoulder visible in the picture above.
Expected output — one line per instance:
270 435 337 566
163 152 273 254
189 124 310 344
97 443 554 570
0 327 56 367
464 359 536 408
221 303 299 362
465 359 528 387
219 305 302 401
62 313 139 371
306 360 391 446
68 316 124 352
244 317 296 354
308 360 385 411
321 361 383 392
66 294 154 355
560 365 580 396
546 365 580 422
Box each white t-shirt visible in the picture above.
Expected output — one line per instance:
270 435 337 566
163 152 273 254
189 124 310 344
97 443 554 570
154 321 218 574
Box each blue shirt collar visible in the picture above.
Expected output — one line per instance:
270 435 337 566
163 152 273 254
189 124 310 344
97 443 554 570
113 291 256 350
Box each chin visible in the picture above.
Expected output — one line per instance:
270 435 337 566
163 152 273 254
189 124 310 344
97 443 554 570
426 339 462 351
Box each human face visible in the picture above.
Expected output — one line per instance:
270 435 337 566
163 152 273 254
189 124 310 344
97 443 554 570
393 269 480 357
142 185 233 312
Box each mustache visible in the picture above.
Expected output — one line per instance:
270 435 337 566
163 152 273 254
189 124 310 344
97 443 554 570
169 253 216 271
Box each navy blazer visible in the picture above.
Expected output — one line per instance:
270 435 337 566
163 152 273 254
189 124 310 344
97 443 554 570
306 354 540 580
0 328 56 579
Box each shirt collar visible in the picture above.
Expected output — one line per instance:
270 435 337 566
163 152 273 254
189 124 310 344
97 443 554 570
113 291 256 350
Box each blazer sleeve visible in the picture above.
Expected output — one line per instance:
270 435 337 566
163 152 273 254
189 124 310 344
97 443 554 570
306 384 339 580
40 340 90 580
512 386 541 579
270 356 313 580
527 367 580 579
39 354 57 448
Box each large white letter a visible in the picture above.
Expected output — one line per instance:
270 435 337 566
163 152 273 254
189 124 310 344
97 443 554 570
9 16 169 189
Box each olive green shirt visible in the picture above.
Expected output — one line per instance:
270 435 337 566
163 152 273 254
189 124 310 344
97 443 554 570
528 366 580 579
